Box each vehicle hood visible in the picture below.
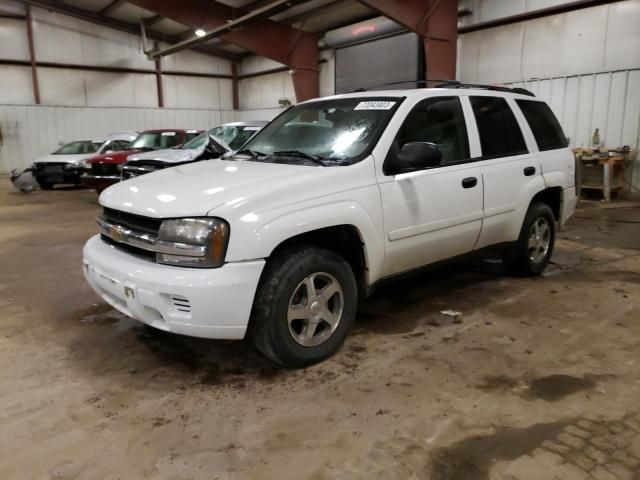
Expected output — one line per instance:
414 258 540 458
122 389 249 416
33 153 89 164
126 147 203 164
100 158 375 219
87 150 141 164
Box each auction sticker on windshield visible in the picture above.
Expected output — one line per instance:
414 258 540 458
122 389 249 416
161 132 177 136
354 101 396 110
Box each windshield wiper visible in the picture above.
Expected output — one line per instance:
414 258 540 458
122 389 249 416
273 150 327 166
236 149 266 158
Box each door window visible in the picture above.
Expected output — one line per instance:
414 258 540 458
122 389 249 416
516 100 568 151
470 96 528 158
392 96 470 166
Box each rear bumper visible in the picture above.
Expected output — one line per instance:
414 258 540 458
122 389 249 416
561 186 577 225
82 235 265 339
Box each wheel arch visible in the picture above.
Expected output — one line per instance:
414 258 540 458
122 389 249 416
529 186 563 221
267 224 369 299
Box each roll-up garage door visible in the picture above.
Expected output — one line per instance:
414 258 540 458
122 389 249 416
335 32 424 94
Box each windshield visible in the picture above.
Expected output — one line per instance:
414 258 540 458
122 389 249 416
131 131 180 151
53 141 103 155
239 97 401 165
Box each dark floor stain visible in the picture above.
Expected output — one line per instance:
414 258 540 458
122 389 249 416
430 420 570 480
477 375 520 392
525 374 596 402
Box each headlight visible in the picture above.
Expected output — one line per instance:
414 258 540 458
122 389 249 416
65 159 89 170
156 218 229 268
82 160 92 170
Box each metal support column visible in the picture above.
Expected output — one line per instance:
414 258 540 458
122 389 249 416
356 0 458 81
25 5 41 104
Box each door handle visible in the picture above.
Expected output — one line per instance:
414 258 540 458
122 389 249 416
524 166 536 176
461 177 477 188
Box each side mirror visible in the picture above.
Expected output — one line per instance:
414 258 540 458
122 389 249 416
392 142 441 174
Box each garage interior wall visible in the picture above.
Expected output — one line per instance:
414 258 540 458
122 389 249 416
0 0 238 173
457 0 640 190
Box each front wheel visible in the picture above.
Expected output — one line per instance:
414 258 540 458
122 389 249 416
504 202 556 276
249 245 358 368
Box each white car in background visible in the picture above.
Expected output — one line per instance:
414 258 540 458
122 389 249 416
121 121 268 179
31 131 138 189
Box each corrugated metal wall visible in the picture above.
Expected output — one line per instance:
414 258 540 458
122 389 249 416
508 69 640 150
458 0 640 192
0 105 235 173
0 3 234 109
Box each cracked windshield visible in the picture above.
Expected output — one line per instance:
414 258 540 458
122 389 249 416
238 97 401 166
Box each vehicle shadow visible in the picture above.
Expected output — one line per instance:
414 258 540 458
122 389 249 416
67 257 508 390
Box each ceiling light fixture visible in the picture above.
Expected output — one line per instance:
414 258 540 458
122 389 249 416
195 29 206 37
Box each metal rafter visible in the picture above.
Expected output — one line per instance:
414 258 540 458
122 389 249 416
14 0 242 61
128 0 320 101
99 0 127 15
147 0 313 58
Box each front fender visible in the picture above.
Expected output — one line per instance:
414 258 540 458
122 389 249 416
224 193 385 285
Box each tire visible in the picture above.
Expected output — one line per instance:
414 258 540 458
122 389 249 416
37 180 54 190
504 202 556 276
249 245 358 368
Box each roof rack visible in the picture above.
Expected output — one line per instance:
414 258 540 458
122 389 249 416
352 79 535 97
435 80 535 97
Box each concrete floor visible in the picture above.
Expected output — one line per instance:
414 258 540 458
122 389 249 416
0 178 639 480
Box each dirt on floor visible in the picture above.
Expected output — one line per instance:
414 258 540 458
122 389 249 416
0 179 639 480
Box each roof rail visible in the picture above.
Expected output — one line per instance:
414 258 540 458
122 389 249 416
352 79 535 97
352 79 456 92
434 80 535 97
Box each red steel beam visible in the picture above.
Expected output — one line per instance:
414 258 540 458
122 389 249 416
356 0 458 81
25 5 41 104
128 0 319 102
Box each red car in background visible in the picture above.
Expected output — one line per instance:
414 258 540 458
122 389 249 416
81 129 201 193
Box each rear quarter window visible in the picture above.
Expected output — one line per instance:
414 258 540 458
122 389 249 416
470 96 528 159
516 100 568 151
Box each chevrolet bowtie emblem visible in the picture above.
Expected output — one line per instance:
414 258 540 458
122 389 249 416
111 225 125 242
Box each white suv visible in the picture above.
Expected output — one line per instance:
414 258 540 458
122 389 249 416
83 86 577 367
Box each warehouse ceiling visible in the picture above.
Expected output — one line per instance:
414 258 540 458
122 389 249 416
23 0 379 60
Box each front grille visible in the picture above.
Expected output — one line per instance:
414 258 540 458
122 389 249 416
91 163 119 176
33 162 65 173
102 208 162 235
121 162 165 180
101 234 156 262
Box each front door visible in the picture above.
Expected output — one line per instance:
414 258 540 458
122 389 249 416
378 96 484 277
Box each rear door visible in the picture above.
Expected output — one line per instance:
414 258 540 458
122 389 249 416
469 95 545 249
377 96 484 276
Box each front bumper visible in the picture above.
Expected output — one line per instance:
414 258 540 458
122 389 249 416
83 235 265 339
80 173 121 190
33 164 83 184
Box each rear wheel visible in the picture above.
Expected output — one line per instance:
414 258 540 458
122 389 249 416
249 245 358 368
504 202 556 276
